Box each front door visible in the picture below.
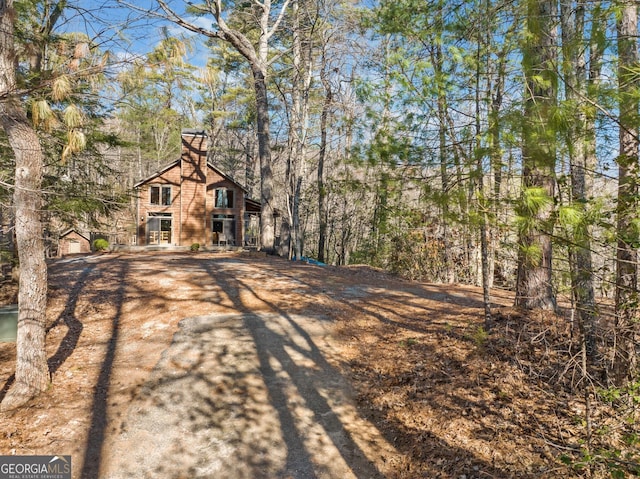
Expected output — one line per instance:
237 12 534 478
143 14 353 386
148 213 172 245
212 215 236 245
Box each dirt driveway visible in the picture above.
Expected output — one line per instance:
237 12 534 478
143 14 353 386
4 251 578 479
0 252 401 478
102 311 391 478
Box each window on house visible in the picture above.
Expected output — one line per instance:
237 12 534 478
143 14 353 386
150 186 171 206
215 189 234 208
162 187 171 205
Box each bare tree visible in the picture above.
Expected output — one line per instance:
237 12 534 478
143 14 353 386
317 41 332 263
147 0 293 253
283 0 314 259
560 0 601 367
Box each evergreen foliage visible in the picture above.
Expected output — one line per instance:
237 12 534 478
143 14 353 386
2 0 640 458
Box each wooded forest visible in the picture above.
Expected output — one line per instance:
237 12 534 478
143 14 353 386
0 0 639 456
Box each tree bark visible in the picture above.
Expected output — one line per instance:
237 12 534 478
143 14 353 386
561 0 598 366
431 1 454 284
474 10 491 323
0 0 50 411
317 50 332 264
515 0 557 310
252 65 276 253
613 0 639 384
285 0 313 260
488 27 511 290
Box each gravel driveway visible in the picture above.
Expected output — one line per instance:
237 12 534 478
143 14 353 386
1 253 401 478
101 310 390 479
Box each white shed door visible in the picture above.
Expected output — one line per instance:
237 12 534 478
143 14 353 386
68 240 81 254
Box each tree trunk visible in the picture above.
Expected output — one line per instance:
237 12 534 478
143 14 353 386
561 0 598 365
474 15 491 323
488 30 510 290
515 0 557 310
0 0 50 411
317 56 332 264
286 0 312 260
252 65 276 253
431 3 454 283
613 0 639 384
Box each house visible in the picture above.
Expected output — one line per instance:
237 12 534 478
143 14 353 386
58 229 91 256
134 130 261 248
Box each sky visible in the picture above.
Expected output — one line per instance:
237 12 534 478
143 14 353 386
61 0 211 66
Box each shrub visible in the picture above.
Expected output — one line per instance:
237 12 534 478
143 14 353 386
93 238 109 252
190 243 200 252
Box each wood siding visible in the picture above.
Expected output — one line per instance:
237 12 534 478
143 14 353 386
136 132 248 247
180 133 208 246
137 167 182 246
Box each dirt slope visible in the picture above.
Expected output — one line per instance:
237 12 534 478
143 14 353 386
0 252 632 478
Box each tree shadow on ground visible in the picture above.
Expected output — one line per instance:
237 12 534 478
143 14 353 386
206 257 526 478
0 261 97 405
47 263 97 375
80 260 128 479
71 253 531 478
100 257 388 478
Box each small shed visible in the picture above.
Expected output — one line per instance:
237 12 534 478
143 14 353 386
59 229 91 256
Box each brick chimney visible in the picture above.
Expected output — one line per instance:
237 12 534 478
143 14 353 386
180 130 208 245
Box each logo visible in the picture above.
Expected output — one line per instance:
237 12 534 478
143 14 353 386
0 456 71 479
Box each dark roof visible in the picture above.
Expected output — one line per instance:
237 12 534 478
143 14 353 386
59 229 90 241
245 198 261 213
181 129 207 137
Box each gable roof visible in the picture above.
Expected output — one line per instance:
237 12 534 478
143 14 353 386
134 159 249 193
60 228 90 242
133 159 179 188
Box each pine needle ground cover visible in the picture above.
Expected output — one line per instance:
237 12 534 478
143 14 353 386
0 253 637 478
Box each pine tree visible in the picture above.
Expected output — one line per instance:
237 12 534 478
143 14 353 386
613 0 639 384
0 0 50 411
515 0 558 310
155 0 291 253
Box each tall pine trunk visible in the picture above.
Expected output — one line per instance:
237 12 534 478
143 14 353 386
515 0 557 310
253 65 276 253
286 0 312 260
561 0 598 365
317 50 332 264
488 34 510 291
0 0 50 411
475 9 491 322
431 1 454 283
613 0 639 384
